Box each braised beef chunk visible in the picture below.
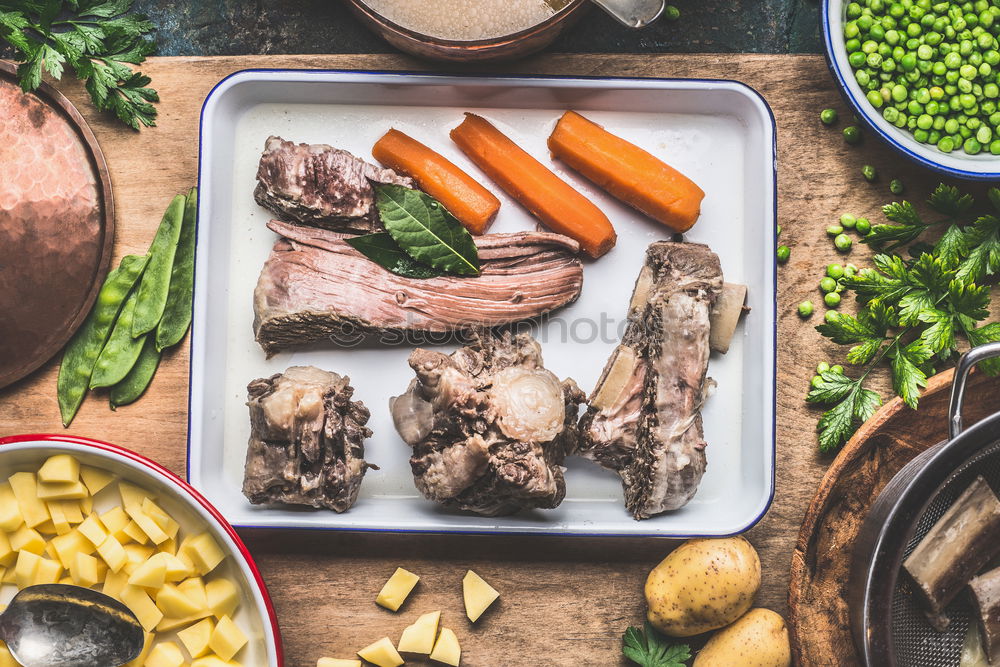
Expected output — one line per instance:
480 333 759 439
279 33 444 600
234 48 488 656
253 135 413 232
243 365 373 512
579 242 723 519
390 331 584 517
252 220 584 355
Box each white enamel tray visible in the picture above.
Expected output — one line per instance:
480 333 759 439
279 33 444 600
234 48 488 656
190 70 776 537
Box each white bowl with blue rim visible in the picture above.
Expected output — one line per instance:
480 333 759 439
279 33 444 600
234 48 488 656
823 0 1000 180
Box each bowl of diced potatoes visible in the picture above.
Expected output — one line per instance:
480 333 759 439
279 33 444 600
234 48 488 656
0 433 282 667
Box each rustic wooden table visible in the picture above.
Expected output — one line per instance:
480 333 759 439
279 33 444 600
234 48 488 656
0 53 953 665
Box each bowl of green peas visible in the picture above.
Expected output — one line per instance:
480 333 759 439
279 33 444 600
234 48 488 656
824 0 1000 179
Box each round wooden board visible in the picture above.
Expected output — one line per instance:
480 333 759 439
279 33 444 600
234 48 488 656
788 368 1000 665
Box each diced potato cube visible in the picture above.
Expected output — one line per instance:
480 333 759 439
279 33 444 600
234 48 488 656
158 537 177 556
0 532 16 567
38 455 80 484
118 481 152 509
120 585 163 632
2 567 16 584
44 541 58 562
179 577 208 609
123 543 154 566
123 632 153 667
100 506 129 536
156 582 203 618
357 637 404 667
0 483 24 533
33 557 62 585
9 472 49 528
34 519 56 536
103 569 129 600
123 519 150 545
191 657 243 667
157 612 211 633
162 553 191 581
206 578 239 618
47 501 71 536
10 525 45 555
397 610 440 655
376 567 419 612
178 617 215 659
55 499 84 524
36 480 88 501
181 533 225 575
463 570 499 623
317 660 362 667
124 505 168 545
70 552 101 587
128 553 167 589
96 534 127 573
50 530 93 569
14 550 41 588
208 615 247 662
142 498 180 539
428 627 461 666
79 465 114 496
80 494 93 515
77 514 107 548
145 641 185 667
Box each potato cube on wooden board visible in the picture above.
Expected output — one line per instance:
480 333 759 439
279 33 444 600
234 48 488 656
429 627 461 666
79 465 114 495
0 483 24 533
317 659 362 667
206 577 239 618
357 637 404 667
463 570 499 623
121 585 163 632
9 473 49 528
36 480 88 501
376 567 420 611
209 615 248 662
38 455 80 484
397 610 440 654
144 641 186 667
178 617 215 659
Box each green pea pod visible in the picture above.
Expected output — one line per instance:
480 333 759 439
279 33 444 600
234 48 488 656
155 187 197 352
57 254 149 427
90 290 148 389
109 335 161 409
131 194 187 337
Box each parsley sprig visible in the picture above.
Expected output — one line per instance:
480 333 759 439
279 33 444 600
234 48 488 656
0 0 158 129
809 184 1000 453
622 622 690 667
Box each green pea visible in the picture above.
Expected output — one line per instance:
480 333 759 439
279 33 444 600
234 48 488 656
109 336 162 409
817 361 831 374
825 310 841 323
862 164 879 182
56 254 149 427
965 136 984 152
799 301 814 318
827 264 846 279
131 194 187 337
811 375 824 388
831 365 845 375
828 224 845 236
841 214 858 228
820 277 839 293
844 125 863 144
777 245 791 263
821 108 839 125
991 138 1000 153
664 5 680 20
825 292 843 308
844 264 859 277
155 188 198 352
856 218 873 235
835 233 854 252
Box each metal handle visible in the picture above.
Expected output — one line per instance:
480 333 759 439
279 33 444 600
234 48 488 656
948 341 1000 438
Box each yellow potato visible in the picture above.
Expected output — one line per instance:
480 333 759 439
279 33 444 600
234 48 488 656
209 615 248 662
692 608 791 667
645 537 761 637
375 567 419 612
428 627 461 666
38 455 80 484
357 637 404 667
145 641 185 667
463 570 499 623
178 617 215 659
397 610 440 654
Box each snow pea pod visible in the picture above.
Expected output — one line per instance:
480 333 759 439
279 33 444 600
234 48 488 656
90 289 148 389
57 254 149 427
132 194 186 337
155 187 197 352
109 335 161 408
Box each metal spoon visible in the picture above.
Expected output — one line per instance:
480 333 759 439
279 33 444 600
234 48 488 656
589 0 666 28
0 584 144 667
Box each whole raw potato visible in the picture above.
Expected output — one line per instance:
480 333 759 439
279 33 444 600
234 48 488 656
693 608 792 667
645 536 761 637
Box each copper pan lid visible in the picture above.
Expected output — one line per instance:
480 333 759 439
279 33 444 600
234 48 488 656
0 59 115 389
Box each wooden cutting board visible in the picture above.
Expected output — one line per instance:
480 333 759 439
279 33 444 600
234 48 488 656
0 52 984 666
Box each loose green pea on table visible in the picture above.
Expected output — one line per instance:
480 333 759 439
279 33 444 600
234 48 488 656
57 187 198 427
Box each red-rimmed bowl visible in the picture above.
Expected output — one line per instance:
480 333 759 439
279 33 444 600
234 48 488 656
0 434 283 666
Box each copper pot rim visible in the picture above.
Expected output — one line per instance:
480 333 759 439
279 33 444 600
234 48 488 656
346 0 586 48
0 59 115 390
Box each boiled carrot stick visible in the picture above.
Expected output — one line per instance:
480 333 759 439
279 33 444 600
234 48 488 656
450 113 616 259
548 110 705 233
373 128 501 235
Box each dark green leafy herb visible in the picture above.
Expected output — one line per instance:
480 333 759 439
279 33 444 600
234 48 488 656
622 622 690 667
0 0 158 129
809 184 1000 452
345 232 445 279
375 184 480 276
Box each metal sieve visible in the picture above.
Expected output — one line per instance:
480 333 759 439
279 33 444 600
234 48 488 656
851 342 1000 666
